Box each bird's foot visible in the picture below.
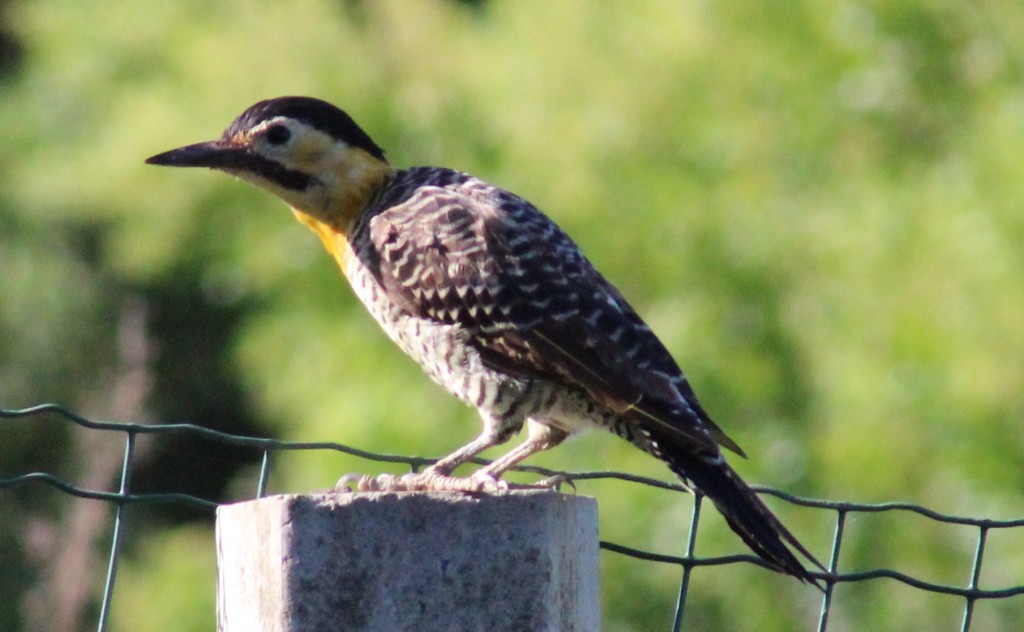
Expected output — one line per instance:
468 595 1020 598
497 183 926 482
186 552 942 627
335 469 573 493
336 468 507 493
529 473 575 492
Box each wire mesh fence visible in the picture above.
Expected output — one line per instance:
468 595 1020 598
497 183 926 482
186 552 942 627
3 403 1024 631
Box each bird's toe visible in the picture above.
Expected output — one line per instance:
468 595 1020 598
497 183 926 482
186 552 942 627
336 473 376 492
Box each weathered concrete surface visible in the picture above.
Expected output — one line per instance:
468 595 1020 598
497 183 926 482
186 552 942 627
216 490 600 632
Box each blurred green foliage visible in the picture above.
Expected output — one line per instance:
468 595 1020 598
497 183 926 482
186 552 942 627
2 0 1023 630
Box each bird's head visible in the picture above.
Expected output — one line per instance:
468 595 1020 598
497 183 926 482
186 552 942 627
146 96 395 226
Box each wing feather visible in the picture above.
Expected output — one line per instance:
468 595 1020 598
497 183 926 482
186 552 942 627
366 181 743 456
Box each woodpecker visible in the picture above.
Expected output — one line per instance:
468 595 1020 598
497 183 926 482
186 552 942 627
147 96 821 583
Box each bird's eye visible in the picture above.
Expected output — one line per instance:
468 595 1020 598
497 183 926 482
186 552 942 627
264 125 292 146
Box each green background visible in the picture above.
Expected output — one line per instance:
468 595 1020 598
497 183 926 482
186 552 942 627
2 1 1023 630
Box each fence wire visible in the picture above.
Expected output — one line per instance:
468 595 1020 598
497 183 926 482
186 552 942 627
2 403 1023 631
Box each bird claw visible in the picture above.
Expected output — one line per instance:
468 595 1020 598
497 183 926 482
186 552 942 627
335 469 573 493
493 473 574 492
531 473 575 492
335 469 508 493
335 473 380 492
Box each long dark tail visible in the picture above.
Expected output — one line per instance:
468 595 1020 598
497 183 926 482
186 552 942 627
661 442 824 585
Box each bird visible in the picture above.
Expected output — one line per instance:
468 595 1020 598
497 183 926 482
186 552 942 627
146 96 822 583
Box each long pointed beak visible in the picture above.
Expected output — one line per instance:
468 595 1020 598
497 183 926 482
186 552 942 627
146 137 313 191
145 140 248 169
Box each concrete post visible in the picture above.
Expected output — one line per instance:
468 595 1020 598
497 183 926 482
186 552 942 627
216 490 600 632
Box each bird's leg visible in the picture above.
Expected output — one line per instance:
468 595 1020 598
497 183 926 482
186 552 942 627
337 414 522 492
428 430 509 476
475 421 570 486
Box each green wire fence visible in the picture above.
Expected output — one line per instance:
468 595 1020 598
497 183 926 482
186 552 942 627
2 403 1023 631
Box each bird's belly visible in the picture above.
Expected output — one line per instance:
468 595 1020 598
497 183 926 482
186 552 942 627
536 385 618 435
340 245 619 438
343 254 543 418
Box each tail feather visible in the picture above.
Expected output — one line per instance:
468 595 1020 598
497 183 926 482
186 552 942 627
662 443 824 585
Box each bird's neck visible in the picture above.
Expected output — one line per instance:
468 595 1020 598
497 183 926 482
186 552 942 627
290 151 395 268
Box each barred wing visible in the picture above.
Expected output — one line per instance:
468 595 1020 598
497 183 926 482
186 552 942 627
365 182 742 455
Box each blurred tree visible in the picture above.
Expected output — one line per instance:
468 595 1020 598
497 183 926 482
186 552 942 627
1 0 1023 630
